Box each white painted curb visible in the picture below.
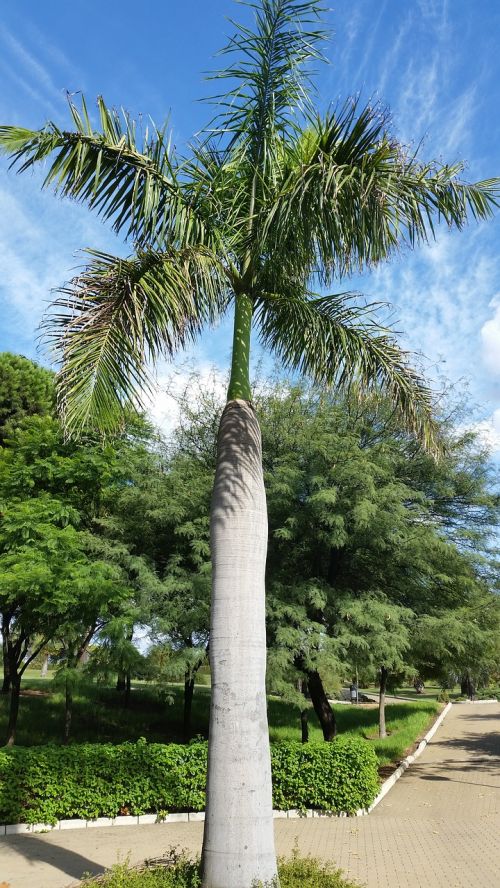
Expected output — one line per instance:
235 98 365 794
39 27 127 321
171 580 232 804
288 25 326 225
1 700 466 835
458 698 498 705
0 808 331 835
365 701 452 814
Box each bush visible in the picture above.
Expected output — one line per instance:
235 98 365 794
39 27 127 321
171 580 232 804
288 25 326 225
0 736 378 825
437 690 449 703
79 853 360 887
271 737 379 813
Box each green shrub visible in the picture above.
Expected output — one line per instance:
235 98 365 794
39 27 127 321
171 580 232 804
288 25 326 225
0 736 378 825
475 690 499 701
81 858 201 887
437 690 449 703
279 853 361 887
271 737 379 813
79 853 360 887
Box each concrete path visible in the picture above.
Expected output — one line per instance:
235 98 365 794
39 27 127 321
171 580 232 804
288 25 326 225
1 703 499 888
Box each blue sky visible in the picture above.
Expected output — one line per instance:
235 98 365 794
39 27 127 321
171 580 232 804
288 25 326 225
1 0 500 446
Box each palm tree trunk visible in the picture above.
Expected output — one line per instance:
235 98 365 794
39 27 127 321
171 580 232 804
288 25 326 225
379 666 388 738
201 398 277 888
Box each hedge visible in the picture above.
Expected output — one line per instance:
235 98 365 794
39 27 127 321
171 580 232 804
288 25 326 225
0 737 379 825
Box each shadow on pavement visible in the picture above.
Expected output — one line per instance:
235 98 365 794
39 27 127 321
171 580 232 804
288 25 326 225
431 730 500 759
0 833 104 882
419 772 500 790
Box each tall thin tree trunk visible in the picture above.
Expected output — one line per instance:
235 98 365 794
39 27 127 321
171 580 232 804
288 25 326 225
379 666 389 738
6 675 21 747
116 671 126 692
124 670 131 708
1 629 11 695
183 671 195 743
461 672 475 699
201 400 277 888
64 676 72 745
307 669 337 740
1 642 11 694
300 708 309 743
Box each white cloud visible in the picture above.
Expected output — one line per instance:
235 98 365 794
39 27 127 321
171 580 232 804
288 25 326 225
349 0 388 90
146 362 228 436
0 26 62 103
365 226 500 393
376 14 413 97
0 178 122 354
481 298 500 377
472 409 500 454
439 85 477 156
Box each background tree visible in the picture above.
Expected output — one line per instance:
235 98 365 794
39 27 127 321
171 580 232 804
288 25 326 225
0 353 53 445
336 594 414 738
0 360 160 743
0 353 55 691
2 1 499 882
153 372 500 729
0 495 124 745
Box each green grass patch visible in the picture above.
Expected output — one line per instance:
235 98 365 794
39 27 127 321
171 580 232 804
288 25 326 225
0 675 439 769
269 697 440 767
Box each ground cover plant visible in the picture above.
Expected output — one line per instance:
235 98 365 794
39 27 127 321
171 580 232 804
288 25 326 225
78 853 360 888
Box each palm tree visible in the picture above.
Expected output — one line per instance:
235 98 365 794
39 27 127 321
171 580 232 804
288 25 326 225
1 2 498 884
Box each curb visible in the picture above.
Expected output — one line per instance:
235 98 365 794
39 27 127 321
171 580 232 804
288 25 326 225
455 698 498 705
366 701 452 814
0 700 460 835
1 807 351 835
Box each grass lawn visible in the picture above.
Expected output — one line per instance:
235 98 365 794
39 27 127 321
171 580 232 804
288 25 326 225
0 672 439 769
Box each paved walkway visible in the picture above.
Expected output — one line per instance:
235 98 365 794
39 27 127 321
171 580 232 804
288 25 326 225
1 703 500 888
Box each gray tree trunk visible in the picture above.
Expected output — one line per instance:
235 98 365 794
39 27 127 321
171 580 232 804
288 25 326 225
201 400 278 888
379 666 388 738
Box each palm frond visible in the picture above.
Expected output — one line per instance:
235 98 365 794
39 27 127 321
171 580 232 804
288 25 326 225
0 96 205 247
264 100 500 281
256 291 439 452
43 247 230 434
208 0 327 160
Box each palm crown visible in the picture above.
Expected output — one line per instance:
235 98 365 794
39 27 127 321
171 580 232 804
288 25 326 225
1 0 498 448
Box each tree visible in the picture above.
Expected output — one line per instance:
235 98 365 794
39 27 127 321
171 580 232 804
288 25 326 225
0 495 125 745
336 594 413 738
0 353 55 692
0 388 158 744
2 3 498 883
0 353 53 445
105 421 213 739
